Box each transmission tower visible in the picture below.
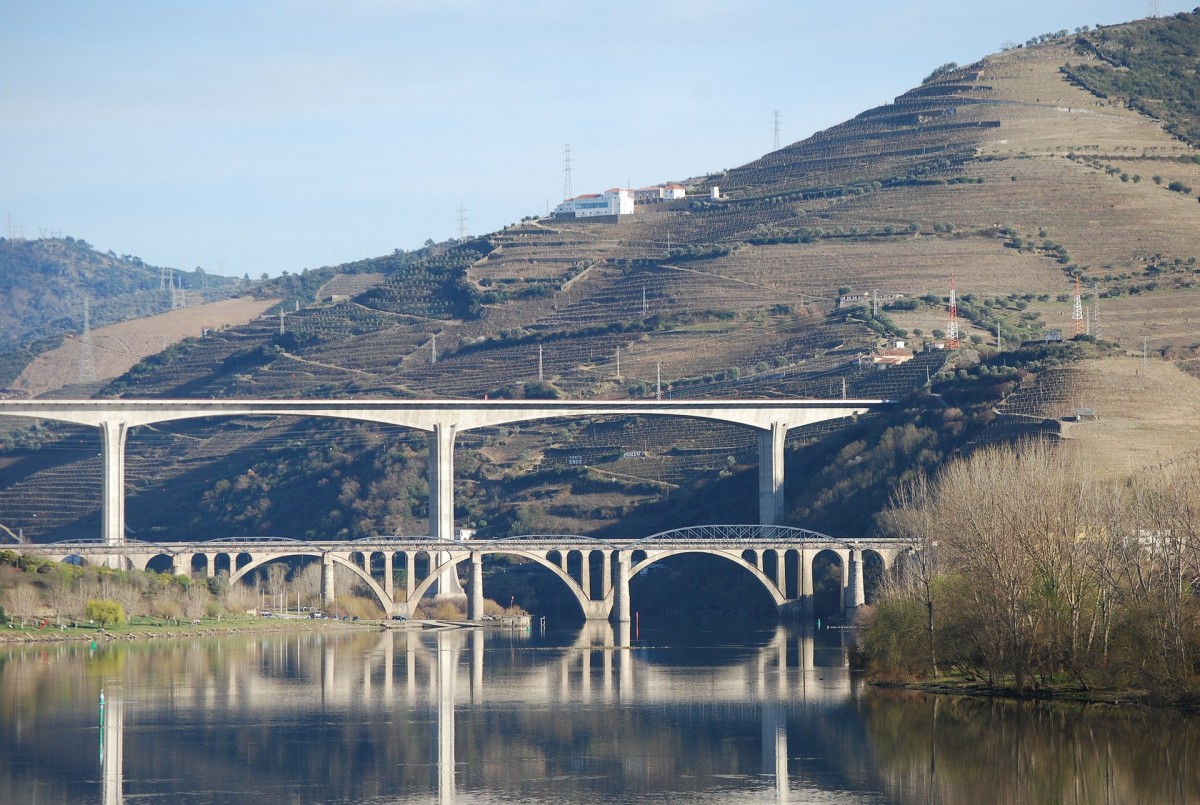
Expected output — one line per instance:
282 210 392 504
773 110 780 151
77 298 96 384
1071 275 1084 336
946 275 960 349
1150 0 1161 18
1092 283 1102 339
457 206 468 241
562 143 573 201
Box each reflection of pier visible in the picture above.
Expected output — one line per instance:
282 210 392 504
99 690 123 805
87 624 851 802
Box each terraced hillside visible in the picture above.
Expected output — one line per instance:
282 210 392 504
5 12 1200 545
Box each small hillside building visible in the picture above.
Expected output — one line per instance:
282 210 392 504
553 188 634 219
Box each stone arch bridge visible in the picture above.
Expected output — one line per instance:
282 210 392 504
19 525 909 622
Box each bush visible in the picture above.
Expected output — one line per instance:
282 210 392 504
85 600 126 627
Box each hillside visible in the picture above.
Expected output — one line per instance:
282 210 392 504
0 236 249 388
4 11 1200 547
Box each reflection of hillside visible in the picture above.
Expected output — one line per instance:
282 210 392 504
0 626 856 802
7 627 1195 802
863 690 1200 804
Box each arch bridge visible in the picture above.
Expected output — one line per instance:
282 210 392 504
17 525 910 622
0 397 888 546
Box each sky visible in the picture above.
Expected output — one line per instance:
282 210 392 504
1 1 1191 278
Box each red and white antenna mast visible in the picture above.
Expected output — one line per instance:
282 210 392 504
946 275 960 349
1071 274 1084 336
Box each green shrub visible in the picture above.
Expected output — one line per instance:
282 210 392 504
85 600 126 627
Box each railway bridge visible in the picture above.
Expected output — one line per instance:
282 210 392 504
17 525 910 621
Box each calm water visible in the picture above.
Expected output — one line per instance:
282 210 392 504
1 622 1198 804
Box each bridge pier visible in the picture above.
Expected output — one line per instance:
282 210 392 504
428 422 465 598
100 418 129 551
757 421 787 526
321 553 335 608
612 551 631 623
467 552 484 621
844 549 865 618
799 548 814 618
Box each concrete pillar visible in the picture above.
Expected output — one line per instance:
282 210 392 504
774 549 787 598
383 553 394 600
757 421 787 526
428 422 456 543
169 556 182 577
428 423 464 596
100 418 130 546
321 553 335 608
612 551 631 623
580 552 591 601
467 552 484 621
846 549 865 615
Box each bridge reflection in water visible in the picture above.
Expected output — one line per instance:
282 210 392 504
91 624 847 804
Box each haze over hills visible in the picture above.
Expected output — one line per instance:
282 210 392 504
3 11 1200 548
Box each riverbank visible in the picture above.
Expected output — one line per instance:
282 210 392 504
0 616 373 644
869 677 1200 713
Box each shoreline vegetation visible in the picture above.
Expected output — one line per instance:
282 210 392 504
858 440 1200 710
0 614 371 644
0 549 526 645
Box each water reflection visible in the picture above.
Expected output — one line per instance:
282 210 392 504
0 625 1197 803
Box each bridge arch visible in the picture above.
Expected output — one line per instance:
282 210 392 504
404 547 600 619
628 548 786 607
228 552 392 614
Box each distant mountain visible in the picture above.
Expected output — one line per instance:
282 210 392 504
5 11 1200 548
0 236 248 386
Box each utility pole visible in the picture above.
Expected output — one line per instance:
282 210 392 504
615 347 621 381
431 333 437 365
538 345 544 381
656 363 662 400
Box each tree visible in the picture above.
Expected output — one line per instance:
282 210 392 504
922 62 958 84
85 599 125 627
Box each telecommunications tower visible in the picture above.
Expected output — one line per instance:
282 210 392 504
946 276 960 349
562 143 573 201
77 298 96 384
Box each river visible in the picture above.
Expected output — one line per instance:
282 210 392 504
1 622 1197 803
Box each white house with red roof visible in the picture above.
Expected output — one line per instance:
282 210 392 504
552 188 634 219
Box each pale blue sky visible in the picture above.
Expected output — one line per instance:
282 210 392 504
0 1 1189 277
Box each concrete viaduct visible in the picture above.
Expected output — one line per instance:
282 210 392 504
21 527 908 621
0 397 899 620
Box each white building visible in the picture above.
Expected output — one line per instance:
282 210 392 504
552 188 634 219
633 183 689 204
662 183 686 200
